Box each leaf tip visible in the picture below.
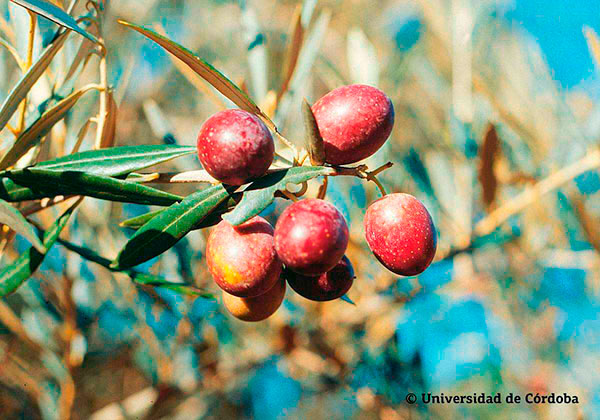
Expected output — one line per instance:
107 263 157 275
340 294 356 305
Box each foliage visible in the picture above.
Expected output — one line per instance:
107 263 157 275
0 0 598 419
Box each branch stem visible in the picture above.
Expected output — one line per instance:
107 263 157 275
475 149 600 236
17 12 36 134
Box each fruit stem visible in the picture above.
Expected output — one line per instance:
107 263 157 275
368 175 387 196
369 161 394 176
280 189 299 202
317 176 328 199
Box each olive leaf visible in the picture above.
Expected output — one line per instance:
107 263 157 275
97 89 118 148
279 5 304 99
120 194 241 230
0 31 69 132
33 145 196 176
112 184 234 270
478 124 500 209
9 0 98 43
0 198 45 252
0 86 97 170
223 166 333 226
58 238 214 298
302 99 325 166
1 169 182 206
118 20 276 130
0 198 80 297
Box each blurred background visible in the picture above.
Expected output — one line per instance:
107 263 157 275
0 0 599 418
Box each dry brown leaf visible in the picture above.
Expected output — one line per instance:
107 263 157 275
571 194 600 254
478 123 501 210
98 89 117 148
279 4 304 100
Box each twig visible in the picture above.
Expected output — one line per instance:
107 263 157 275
93 5 109 149
330 161 393 196
280 189 299 202
17 12 37 134
475 149 600 236
317 176 328 199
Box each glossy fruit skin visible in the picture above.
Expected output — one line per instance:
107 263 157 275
274 198 349 276
285 255 354 301
222 278 286 322
206 216 282 298
312 84 394 165
364 193 437 276
197 109 274 185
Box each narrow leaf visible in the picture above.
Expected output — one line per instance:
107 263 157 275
9 0 97 43
131 273 214 297
120 209 164 229
98 89 118 148
0 86 96 170
571 195 600 253
478 124 500 209
113 184 233 270
33 145 196 175
302 99 325 165
279 5 304 99
0 35 25 70
120 194 241 229
118 20 276 130
62 23 99 84
223 166 333 226
2 168 182 206
0 31 68 132
58 238 214 298
0 199 79 297
340 294 356 305
0 198 45 252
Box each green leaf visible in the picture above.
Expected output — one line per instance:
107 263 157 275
33 145 196 176
57 238 214 298
118 20 277 131
9 0 98 43
340 294 356 305
223 166 333 226
131 272 213 298
0 198 45 252
0 86 96 170
1 168 182 206
120 194 241 230
120 209 165 229
113 184 234 270
0 31 69 132
0 199 79 297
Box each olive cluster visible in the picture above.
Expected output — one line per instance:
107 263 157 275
196 85 437 321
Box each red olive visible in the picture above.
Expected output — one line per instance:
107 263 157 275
285 255 354 301
364 193 437 276
197 109 274 185
312 84 394 165
206 216 282 297
274 199 349 276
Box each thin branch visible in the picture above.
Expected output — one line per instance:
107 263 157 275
475 149 600 236
17 12 37 134
317 175 328 199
